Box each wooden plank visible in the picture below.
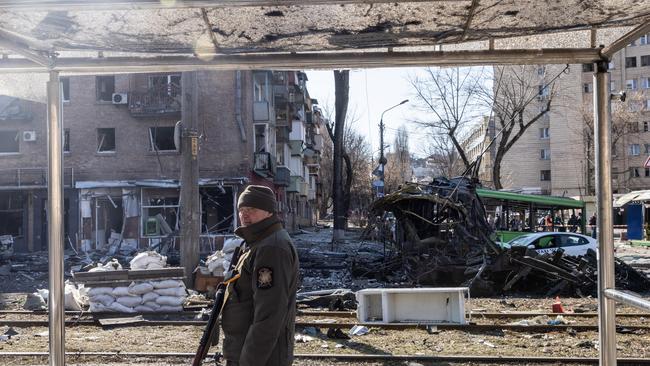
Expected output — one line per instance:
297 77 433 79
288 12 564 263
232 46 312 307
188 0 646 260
98 315 145 326
72 270 129 282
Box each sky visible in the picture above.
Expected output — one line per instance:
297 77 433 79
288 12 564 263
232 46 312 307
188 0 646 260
305 68 434 159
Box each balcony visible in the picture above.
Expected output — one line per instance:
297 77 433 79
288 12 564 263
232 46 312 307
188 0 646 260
274 166 291 187
287 176 303 193
253 101 271 121
313 134 324 152
129 84 182 118
289 140 304 157
0 167 74 188
299 182 309 197
253 152 275 178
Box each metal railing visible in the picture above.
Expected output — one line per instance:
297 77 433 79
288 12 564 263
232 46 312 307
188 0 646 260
0 167 74 188
253 152 275 176
128 84 182 117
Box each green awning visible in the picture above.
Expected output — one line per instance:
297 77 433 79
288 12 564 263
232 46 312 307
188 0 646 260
476 188 585 210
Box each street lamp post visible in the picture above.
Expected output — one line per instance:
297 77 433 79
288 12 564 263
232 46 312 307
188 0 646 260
377 99 408 197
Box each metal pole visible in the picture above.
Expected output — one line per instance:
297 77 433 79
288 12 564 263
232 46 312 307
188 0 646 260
47 70 65 366
379 118 385 196
593 60 616 366
378 99 408 196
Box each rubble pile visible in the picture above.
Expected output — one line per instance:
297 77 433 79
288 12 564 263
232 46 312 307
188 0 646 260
370 177 650 296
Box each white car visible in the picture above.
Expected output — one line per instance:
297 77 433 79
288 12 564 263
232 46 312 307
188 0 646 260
505 232 597 257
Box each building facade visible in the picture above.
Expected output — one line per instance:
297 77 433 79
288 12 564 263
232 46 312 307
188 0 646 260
0 70 322 253
497 35 650 198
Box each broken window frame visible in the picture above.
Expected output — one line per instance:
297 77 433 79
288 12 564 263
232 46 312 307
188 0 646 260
254 123 269 153
148 126 178 152
0 130 20 154
140 188 179 238
96 128 116 153
253 72 270 102
0 192 24 238
95 75 116 102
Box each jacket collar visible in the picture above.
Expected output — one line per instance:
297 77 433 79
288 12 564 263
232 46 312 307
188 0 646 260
235 214 283 245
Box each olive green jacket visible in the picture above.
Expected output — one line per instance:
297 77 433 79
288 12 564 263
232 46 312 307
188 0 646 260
221 215 299 366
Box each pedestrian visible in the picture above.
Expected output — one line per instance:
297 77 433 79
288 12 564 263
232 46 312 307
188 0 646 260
545 214 553 232
221 185 299 366
589 213 597 239
568 214 578 233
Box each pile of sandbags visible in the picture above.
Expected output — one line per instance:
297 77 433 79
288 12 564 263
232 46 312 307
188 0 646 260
87 279 186 313
203 238 243 276
130 251 167 270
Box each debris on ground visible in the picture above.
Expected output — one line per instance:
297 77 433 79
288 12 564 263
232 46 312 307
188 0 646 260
368 177 650 297
297 289 356 310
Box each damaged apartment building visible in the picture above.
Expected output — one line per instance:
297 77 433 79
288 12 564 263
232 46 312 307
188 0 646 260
0 70 323 254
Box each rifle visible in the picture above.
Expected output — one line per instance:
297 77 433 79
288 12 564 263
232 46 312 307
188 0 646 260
192 245 243 366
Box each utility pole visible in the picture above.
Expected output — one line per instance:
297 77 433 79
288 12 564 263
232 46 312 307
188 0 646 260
180 71 200 287
378 99 408 197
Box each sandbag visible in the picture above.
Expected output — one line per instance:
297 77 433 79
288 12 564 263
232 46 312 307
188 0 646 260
142 300 160 310
112 287 132 297
64 283 83 311
24 292 47 311
155 287 186 297
88 287 113 296
128 282 154 295
134 305 156 313
142 292 159 303
89 294 115 307
130 251 167 270
155 296 185 307
89 302 108 312
116 295 142 308
158 305 183 312
151 279 184 289
109 302 136 313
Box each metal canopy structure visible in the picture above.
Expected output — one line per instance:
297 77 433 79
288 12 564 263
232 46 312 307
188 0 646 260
0 1 649 366
0 0 648 72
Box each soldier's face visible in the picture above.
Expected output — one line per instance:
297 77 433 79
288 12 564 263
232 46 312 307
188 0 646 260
238 207 272 226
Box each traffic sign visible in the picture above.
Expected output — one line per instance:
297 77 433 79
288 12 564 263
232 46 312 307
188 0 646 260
644 155 650 168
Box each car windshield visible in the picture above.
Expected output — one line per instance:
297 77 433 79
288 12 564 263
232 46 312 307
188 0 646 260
508 234 534 246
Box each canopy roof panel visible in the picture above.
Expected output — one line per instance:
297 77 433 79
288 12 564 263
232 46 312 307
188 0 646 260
0 0 648 57
0 1 647 72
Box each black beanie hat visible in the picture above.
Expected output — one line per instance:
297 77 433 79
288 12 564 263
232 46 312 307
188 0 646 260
237 185 277 213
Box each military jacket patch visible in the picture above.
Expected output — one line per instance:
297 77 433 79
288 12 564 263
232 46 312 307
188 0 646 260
257 267 273 289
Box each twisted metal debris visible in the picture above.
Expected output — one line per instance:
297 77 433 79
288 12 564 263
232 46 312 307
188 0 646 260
369 177 650 296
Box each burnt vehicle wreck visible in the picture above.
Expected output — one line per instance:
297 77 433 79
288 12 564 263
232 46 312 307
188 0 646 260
367 177 650 296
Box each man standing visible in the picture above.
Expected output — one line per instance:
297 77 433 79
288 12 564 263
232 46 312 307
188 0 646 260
221 185 299 366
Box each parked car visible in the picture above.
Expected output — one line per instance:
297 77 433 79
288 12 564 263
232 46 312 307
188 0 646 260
501 232 597 257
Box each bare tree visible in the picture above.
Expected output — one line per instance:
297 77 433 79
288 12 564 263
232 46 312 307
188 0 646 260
331 70 349 242
384 125 412 193
578 89 649 194
321 104 373 228
422 133 463 178
409 67 487 172
411 65 569 189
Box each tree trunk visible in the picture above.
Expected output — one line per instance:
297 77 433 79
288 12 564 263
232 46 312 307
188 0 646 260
342 151 353 223
332 70 349 243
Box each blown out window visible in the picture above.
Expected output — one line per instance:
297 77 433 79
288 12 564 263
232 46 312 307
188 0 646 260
149 127 177 151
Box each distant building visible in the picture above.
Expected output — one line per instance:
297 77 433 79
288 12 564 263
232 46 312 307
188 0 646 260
459 116 496 187
496 35 650 197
